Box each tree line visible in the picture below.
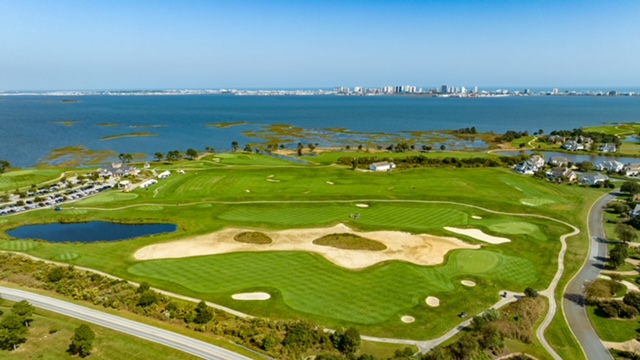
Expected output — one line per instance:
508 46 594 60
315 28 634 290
336 154 530 169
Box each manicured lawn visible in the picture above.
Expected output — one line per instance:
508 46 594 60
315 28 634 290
587 306 640 342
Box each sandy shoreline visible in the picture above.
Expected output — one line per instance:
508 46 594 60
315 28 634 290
134 223 479 269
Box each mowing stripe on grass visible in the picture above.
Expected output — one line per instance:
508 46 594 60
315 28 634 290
0 240 38 251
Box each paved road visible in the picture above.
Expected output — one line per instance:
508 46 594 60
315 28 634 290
0 286 252 360
563 193 616 360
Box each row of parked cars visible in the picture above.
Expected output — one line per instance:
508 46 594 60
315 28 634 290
0 182 114 216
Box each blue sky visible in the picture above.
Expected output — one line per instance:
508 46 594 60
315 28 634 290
0 0 638 90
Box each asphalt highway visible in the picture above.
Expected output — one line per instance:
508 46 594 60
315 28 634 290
0 286 252 360
563 193 616 360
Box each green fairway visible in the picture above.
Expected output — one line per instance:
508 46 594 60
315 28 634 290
78 191 139 205
0 168 63 192
214 153 303 166
0 240 39 251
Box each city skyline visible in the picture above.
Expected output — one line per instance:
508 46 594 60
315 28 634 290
1 0 639 90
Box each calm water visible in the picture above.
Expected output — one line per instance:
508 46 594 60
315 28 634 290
1 95 639 167
6 221 176 243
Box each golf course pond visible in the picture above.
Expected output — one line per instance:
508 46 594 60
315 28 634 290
6 221 176 243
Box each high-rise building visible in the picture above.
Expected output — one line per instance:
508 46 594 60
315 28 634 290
441 85 449 94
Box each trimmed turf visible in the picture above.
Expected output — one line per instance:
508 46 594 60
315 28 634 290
587 306 640 342
78 192 139 205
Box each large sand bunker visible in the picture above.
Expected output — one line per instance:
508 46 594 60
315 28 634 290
401 316 415 323
426 296 440 307
444 227 511 244
134 223 479 269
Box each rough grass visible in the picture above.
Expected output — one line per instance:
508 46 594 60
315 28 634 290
313 233 387 251
234 231 272 244
0 303 198 360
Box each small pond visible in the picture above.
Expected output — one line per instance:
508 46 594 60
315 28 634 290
6 221 176 243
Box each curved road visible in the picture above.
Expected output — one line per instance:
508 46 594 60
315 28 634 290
563 193 616 360
0 286 251 360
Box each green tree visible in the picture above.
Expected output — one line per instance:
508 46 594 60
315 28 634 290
12 301 34 323
0 160 10 174
231 141 239 152
440 144 446 151
154 152 164 162
193 300 213 324
480 325 504 353
137 290 158 307
608 202 631 215
48 267 65 282
609 242 629 269
68 324 95 357
623 291 640 311
621 181 640 195
137 281 150 294
0 314 28 350
118 153 133 164
525 287 539 298
185 148 198 160
615 223 637 242
243 144 253 153
335 327 360 354
576 161 594 172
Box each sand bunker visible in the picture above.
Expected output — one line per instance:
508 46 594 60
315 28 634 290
266 179 280 182
326 181 334 185
134 223 479 269
401 316 415 323
426 296 440 307
471 216 482 220
245 189 250 192
355 203 369 208
232 292 271 301
461 280 476 287
444 227 511 244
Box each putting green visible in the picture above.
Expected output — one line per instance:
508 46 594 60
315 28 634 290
78 192 138 205
447 250 501 273
488 222 539 235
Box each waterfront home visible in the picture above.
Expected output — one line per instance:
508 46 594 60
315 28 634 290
631 204 640 218
547 156 570 167
562 140 584 151
578 173 609 186
598 143 618 153
624 163 640 177
515 155 545 175
98 163 139 178
547 135 565 144
370 162 396 172
595 160 624 172
546 167 576 182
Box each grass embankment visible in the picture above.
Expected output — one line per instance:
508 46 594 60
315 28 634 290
234 231 272 244
587 306 640 342
313 233 387 251
0 157 604 344
0 301 198 360
0 169 65 192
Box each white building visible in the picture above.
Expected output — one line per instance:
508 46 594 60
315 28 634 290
157 170 171 179
595 160 624 173
578 173 609 186
624 163 640 177
369 162 396 172
139 179 157 188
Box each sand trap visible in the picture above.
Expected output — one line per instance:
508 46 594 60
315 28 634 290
232 292 271 301
444 227 511 244
326 181 334 185
266 179 280 182
245 189 251 193
426 296 440 307
135 223 479 269
267 175 275 178
471 216 482 220
461 280 476 287
355 203 369 208
401 316 415 323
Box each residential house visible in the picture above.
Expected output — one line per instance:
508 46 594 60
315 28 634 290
631 204 640 218
546 167 577 182
547 156 570 167
623 163 640 176
547 135 565 144
369 162 396 172
562 140 584 151
515 155 545 175
598 143 618 153
578 173 609 186
595 160 624 173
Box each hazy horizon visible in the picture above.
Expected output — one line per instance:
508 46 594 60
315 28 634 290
1 0 639 90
